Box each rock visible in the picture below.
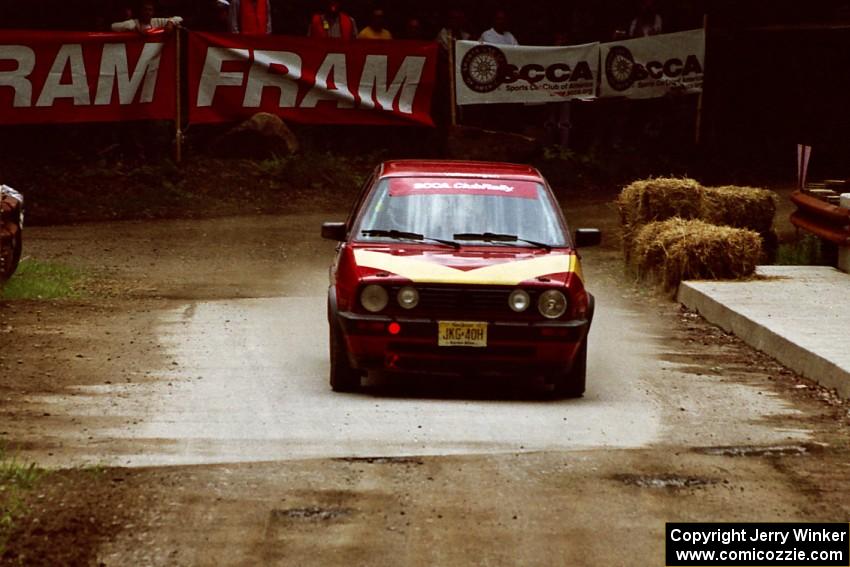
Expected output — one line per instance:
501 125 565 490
445 125 541 163
210 112 299 158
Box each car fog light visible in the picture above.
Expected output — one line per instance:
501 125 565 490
508 289 530 312
538 290 568 319
397 286 419 309
361 284 389 313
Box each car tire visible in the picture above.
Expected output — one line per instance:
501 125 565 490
329 324 361 392
552 339 587 398
11 232 22 272
0 234 18 282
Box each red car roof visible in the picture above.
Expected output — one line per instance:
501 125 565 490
379 160 545 182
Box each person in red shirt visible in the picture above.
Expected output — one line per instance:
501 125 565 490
308 1 358 40
229 0 272 34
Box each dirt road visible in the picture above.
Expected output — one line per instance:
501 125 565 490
2 203 849 566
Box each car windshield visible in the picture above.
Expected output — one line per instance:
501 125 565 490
354 177 568 247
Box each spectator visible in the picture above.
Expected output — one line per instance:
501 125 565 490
358 8 392 40
402 16 426 40
99 5 132 31
209 0 231 32
111 1 183 33
309 1 358 40
479 9 518 46
436 8 470 50
196 0 231 32
629 0 662 37
229 0 272 34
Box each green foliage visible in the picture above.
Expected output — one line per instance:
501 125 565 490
534 144 689 191
255 151 373 191
127 161 180 184
775 234 831 266
0 260 83 300
0 460 42 491
534 146 603 188
76 463 107 477
0 449 44 554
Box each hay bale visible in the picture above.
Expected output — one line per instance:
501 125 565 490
631 218 762 290
618 177 703 226
617 177 703 259
701 185 778 263
701 185 777 235
617 181 643 228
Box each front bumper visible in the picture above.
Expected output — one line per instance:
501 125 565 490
336 311 590 376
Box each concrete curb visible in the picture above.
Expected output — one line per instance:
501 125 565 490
678 269 850 399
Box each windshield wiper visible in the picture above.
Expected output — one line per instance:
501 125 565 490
361 229 460 249
453 232 552 251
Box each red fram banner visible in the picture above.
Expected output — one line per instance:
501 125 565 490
187 32 437 126
0 30 176 125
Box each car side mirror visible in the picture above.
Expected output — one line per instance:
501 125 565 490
321 222 347 241
574 228 601 248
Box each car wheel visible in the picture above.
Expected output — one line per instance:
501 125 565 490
0 234 17 282
11 232 22 271
329 324 361 392
552 339 587 398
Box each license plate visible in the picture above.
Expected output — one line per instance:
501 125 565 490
438 321 487 347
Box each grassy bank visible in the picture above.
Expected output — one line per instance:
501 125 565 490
7 153 380 227
0 260 83 300
0 451 43 556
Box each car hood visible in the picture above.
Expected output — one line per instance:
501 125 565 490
348 243 579 286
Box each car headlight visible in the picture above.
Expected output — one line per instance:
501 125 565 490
538 290 568 319
360 285 389 313
508 289 530 312
397 286 419 310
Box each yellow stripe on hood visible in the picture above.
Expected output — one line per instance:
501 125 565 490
354 249 578 285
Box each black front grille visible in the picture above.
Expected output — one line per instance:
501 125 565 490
389 285 541 319
389 342 535 358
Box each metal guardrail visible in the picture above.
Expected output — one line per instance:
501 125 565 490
790 181 850 245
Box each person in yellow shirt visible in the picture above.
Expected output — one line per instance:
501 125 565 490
357 8 392 40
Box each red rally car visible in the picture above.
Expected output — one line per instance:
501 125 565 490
0 184 24 282
321 160 601 397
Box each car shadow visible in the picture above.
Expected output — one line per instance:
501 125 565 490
358 372 578 402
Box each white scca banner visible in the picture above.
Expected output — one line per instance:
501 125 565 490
455 41 599 105
600 29 705 99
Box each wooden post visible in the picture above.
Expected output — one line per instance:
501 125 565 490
174 26 183 164
694 13 708 146
447 30 458 127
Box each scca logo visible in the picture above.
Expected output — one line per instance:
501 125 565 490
413 182 451 189
460 44 593 93
502 61 593 85
605 45 702 91
460 45 507 93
